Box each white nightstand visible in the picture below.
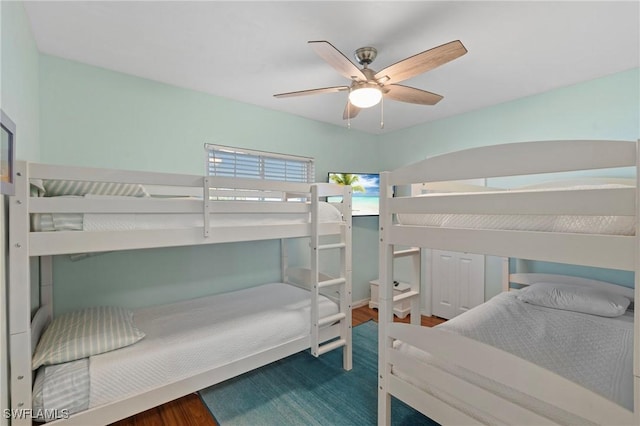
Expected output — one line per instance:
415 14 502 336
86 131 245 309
369 279 412 319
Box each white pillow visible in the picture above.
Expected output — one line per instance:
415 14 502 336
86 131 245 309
32 306 145 369
41 179 148 197
516 282 630 317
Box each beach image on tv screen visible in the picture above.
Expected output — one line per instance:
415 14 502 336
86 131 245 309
328 173 380 216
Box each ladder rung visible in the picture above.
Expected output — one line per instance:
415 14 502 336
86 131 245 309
318 277 346 288
393 248 420 258
318 312 346 327
393 290 419 303
317 338 347 356
318 243 346 250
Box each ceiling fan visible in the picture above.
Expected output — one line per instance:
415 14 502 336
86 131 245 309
274 40 468 120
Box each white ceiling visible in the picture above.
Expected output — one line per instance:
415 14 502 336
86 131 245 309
23 1 639 134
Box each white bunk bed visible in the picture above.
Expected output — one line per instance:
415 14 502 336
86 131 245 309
377 140 638 425
8 160 353 425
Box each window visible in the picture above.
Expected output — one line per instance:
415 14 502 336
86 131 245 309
205 144 315 201
205 144 314 183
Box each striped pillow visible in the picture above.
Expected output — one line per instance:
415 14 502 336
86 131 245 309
42 180 148 197
32 306 145 369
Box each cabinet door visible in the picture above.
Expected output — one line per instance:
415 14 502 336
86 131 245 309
431 250 484 319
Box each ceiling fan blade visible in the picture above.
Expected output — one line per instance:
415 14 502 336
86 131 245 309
375 40 467 85
274 86 349 98
309 40 367 81
343 101 361 120
384 84 443 105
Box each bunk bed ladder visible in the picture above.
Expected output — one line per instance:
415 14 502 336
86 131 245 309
309 185 352 370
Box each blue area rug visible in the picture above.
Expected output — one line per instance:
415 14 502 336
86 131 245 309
199 321 439 425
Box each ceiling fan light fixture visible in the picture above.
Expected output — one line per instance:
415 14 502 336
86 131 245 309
349 84 382 108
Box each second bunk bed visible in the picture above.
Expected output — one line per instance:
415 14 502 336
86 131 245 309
377 139 638 425
8 159 353 425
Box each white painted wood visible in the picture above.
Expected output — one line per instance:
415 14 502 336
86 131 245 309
388 140 635 185
389 351 557 425
633 139 640 425
388 375 485 425
369 280 412 318
431 250 484 319
8 162 34 426
0 198 6 426
377 140 638 425
501 257 510 292
29 223 344 256
389 225 635 271
29 163 203 187
411 179 490 195
377 171 394 426
391 186 634 215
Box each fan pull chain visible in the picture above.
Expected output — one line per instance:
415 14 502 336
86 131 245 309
380 95 384 129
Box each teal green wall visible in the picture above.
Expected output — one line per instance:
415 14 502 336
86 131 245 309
378 68 640 298
39 55 381 313
1 0 40 160
1 1 41 422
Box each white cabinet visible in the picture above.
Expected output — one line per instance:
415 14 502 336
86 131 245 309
369 279 411 318
430 250 484 319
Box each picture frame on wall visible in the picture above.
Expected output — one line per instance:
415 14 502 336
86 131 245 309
1 109 16 196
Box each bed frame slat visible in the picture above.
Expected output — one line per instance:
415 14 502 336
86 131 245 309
391 187 634 216
388 225 635 271
388 140 635 185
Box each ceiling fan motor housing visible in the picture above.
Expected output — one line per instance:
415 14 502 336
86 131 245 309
354 47 377 67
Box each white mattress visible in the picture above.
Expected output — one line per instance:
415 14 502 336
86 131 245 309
393 291 634 423
397 184 635 236
31 199 343 232
33 283 338 417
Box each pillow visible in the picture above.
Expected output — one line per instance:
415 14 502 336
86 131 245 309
516 282 630 317
41 179 148 197
32 306 145 369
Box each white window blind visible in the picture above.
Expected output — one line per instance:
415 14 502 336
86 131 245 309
205 144 315 183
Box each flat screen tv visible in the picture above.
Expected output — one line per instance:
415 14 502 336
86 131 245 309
328 172 380 216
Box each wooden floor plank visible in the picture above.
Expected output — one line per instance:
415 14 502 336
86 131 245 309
111 305 445 426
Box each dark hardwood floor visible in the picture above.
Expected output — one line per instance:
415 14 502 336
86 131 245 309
111 305 445 426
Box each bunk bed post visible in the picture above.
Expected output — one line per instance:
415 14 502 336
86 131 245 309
409 249 420 325
40 256 53 319
203 176 211 237
501 257 510 292
341 185 353 371
635 139 640 423
280 238 288 283
378 171 393 426
8 161 33 426
309 185 320 356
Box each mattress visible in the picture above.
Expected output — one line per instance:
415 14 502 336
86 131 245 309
393 291 634 424
397 184 636 236
31 197 343 232
33 283 339 420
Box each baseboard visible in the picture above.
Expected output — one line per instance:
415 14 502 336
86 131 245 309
352 298 370 309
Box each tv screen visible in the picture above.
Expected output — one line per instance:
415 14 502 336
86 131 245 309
328 172 380 216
